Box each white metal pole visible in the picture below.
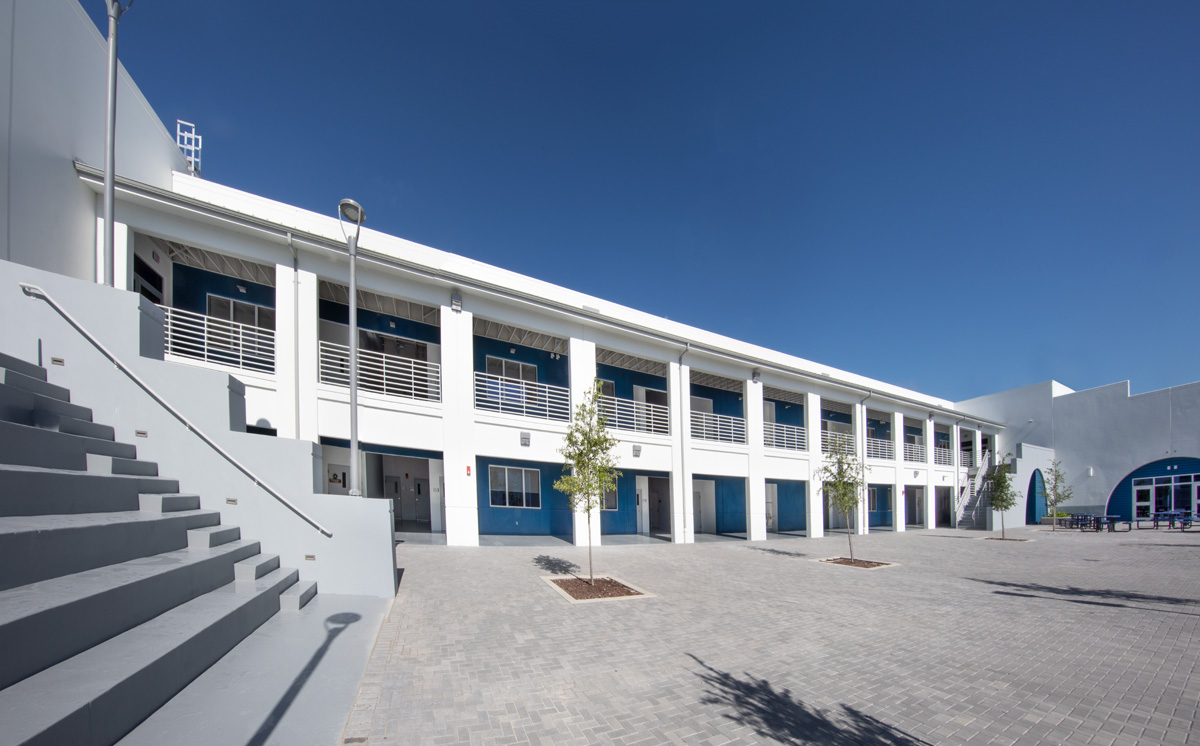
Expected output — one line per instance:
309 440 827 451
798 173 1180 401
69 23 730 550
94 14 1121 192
348 229 360 496
102 0 124 287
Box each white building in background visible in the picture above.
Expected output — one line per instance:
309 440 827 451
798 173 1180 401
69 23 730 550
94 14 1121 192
1 1 1196 588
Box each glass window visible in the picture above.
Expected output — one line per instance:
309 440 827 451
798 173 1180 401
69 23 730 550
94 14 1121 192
1134 478 1153 486
603 488 618 511
868 487 878 512
599 380 615 398
507 468 525 507
525 469 540 508
257 307 275 331
489 467 506 507
486 357 503 376
207 296 232 320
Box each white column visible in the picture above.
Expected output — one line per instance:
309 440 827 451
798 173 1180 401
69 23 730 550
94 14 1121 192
440 303 479 546
273 261 313 441
806 392 824 538
924 414 936 529
670 360 693 543
854 401 869 535
115 223 132 291
296 268 319 442
894 480 906 531
893 412 905 531
429 458 445 533
745 375 766 541
568 337 602 549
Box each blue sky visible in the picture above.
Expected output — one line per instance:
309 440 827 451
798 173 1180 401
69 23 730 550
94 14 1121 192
87 2 1200 402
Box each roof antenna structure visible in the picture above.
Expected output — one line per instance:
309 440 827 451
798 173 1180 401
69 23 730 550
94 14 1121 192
176 120 202 176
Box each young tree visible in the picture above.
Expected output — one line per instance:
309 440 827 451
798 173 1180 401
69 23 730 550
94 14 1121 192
1043 459 1074 532
988 453 1019 539
814 446 866 560
555 379 621 585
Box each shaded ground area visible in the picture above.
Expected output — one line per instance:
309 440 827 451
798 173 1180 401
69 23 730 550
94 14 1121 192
343 527 1200 745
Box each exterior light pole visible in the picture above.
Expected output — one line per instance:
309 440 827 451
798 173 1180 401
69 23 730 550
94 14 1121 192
338 199 366 496
103 0 134 288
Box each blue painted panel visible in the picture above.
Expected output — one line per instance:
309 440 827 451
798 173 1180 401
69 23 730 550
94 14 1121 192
765 399 804 427
868 484 893 527
866 417 891 440
595 363 667 400
822 408 851 425
477 457 572 536
1105 457 1200 521
769 479 807 532
172 264 275 314
934 431 951 447
904 424 924 439
599 472 637 534
691 383 743 418
1026 470 1046 524
693 475 746 534
473 336 569 388
318 299 440 344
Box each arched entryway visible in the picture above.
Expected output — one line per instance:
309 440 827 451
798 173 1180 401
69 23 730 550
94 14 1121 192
1026 469 1046 525
1106 457 1200 521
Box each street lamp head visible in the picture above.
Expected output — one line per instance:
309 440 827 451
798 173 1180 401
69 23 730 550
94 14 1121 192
339 199 365 225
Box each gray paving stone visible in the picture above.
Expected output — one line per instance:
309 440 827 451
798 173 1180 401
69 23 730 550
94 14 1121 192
339 526 1200 744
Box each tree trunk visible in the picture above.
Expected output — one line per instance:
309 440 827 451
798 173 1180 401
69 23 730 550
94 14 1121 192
587 510 594 585
846 510 854 561
1000 509 1005 540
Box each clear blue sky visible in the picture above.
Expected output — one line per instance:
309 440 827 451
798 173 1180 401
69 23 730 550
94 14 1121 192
86 2 1200 402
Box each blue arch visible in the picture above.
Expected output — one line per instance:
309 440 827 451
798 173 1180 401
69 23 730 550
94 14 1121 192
1105 457 1200 521
1026 469 1046 525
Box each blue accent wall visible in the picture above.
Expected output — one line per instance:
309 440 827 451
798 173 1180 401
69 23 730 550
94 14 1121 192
904 424 924 440
595 364 667 399
769 479 807 532
473 336 569 388
319 437 442 461
476 457 572 536
1026 470 1046 524
172 264 275 314
600 472 637 535
868 484 893 527
1105 457 1200 521
691 383 743 418
822 408 851 425
934 431 951 448
865 416 891 440
694 475 746 534
318 299 440 344
766 399 804 427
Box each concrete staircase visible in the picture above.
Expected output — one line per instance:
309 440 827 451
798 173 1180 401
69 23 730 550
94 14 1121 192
0 351 317 746
956 481 991 530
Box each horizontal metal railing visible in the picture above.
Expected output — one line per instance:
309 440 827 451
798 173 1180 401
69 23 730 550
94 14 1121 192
160 305 275 374
821 430 855 454
904 442 926 463
473 371 570 422
934 447 954 466
865 437 894 460
961 450 975 469
599 395 669 435
691 410 746 444
764 422 807 451
318 340 441 403
24 284 330 537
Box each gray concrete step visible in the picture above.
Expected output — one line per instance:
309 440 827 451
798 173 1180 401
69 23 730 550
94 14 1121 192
234 553 279 582
280 579 318 611
0 509 220 591
31 410 115 441
0 420 136 471
0 352 47 381
0 382 94 427
187 524 241 549
108 457 158 477
1 367 69 403
138 493 200 513
0 538 262 690
0 568 299 746
0 465 180 517
115 594 389 746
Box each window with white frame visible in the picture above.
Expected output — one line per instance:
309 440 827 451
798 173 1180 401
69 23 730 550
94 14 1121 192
486 356 537 382
488 466 541 508
599 379 615 398
603 488 618 511
868 487 879 512
207 294 275 331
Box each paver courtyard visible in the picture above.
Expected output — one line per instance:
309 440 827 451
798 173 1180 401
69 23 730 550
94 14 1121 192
342 528 1199 745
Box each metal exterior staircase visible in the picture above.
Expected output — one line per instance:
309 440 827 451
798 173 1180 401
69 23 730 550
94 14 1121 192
0 351 316 746
955 450 992 530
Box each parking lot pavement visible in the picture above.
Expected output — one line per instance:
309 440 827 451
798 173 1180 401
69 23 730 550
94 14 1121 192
341 526 1200 745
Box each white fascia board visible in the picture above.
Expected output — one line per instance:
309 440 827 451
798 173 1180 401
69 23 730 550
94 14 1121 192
166 173 976 416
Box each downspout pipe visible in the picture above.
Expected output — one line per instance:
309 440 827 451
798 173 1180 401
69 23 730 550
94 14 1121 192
678 343 690 538
288 232 300 440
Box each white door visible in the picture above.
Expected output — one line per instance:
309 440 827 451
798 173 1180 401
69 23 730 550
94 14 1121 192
765 483 778 533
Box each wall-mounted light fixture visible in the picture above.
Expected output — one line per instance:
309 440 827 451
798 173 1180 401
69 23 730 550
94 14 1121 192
450 292 462 312
632 445 642 457
520 431 530 447
752 370 761 383
510 347 516 354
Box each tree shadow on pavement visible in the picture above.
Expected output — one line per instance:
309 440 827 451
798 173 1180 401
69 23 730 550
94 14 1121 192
533 555 580 576
688 654 931 746
748 547 807 558
968 578 1197 606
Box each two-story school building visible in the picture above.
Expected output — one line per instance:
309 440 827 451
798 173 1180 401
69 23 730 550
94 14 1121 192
2 0 1197 590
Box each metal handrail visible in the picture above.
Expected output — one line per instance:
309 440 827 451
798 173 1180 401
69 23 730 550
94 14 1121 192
319 339 441 403
764 421 807 451
865 437 894 460
160 305 275 373
598 395 669 435
473 371 571 421
821 430 855 454
934 446 954 466
903 442 926 463
691 410 747 444
21 283 332 538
